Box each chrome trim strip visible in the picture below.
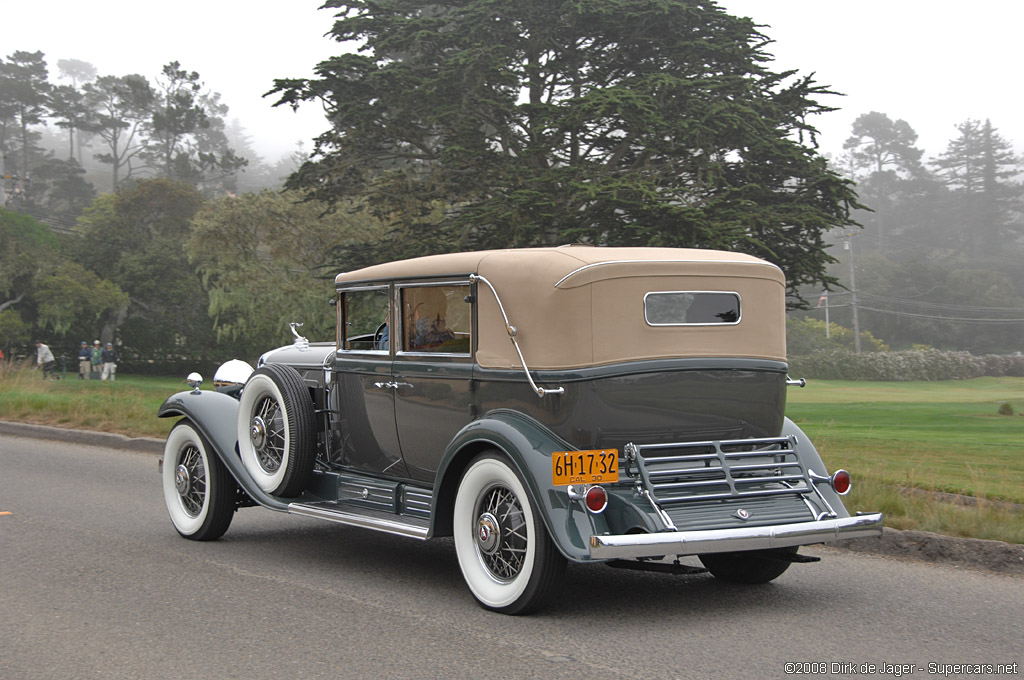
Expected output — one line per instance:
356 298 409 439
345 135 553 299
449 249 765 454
589 513 884 559
288 503 430 539
554 259 784 288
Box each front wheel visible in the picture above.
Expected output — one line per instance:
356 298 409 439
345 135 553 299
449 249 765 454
698 547 797 584
453 451 566 615
162 422 235 541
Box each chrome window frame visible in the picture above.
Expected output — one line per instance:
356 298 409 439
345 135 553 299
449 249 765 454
643 290 743 327
338 285 392 354
396 280 473 358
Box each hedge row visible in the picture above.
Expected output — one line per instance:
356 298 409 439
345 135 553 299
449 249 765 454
788 349 1024 381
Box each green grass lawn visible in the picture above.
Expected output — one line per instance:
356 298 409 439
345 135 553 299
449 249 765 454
787 377 1024 543
787 377 1024 504
3 366 1022 543
0 369 187 438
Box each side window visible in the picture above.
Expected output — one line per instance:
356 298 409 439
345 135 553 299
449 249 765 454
342 288 391 351
400 284 471 354
644 291 741 326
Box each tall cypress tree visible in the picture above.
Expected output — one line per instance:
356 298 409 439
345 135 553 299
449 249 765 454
272 0 862 305
932 119 1022 258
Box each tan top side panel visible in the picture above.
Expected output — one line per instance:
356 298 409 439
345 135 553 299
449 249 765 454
335 247 788 368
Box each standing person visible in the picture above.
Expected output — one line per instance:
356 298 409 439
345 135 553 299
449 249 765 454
101 342 118 381
35 341 58 379
90 340 102 378
78 341 91 379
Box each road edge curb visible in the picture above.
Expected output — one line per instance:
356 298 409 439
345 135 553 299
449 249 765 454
0 420 165 454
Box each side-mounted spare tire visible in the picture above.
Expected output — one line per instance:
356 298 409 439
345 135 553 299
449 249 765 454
237 363 317 497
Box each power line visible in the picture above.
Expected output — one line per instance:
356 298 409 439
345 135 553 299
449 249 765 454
857 291 1024 314
855 305 1024 325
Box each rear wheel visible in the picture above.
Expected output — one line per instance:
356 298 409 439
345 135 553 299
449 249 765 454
453 451 566 615
237 364 317 497
162 422 235 541
698 547 796 584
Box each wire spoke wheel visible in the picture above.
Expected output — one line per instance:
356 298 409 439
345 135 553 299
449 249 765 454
162 422 235 541
454 451 566 615
237 364 317 497
252 395 285 474
175 443 207 517
475 484 528 582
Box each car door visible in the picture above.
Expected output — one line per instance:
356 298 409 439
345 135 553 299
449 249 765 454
392 281 476 484
332 285 408 478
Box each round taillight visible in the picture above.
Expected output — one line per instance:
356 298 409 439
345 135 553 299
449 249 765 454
584 485 608 514
831 469 851 495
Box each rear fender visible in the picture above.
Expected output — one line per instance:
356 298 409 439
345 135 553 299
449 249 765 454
782 417 852 519
158 390 290 511
433 409 611 562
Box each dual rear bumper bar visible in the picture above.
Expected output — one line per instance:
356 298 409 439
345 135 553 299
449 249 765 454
589 512 884 560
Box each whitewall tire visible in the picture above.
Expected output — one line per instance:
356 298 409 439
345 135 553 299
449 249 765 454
453 451 566 615
237 364 316 497
162 422 235 541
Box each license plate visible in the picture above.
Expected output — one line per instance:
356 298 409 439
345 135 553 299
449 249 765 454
552 449 619 486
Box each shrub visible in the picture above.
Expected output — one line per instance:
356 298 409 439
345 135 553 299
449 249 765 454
787 317 887 355
998 402 1015 416
789 349 1024 381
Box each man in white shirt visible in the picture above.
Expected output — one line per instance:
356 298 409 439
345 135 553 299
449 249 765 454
35 341 58 379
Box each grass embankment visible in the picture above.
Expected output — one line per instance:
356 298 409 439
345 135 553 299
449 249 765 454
0 366 183 438
3 365 1022 544
787 377 1024 544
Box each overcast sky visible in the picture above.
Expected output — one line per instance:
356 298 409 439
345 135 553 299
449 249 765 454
7 1 1023 164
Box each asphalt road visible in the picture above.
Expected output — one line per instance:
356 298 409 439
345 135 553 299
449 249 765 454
1 435 1021 680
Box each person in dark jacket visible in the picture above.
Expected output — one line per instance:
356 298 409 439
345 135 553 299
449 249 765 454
78 341 91 379
100 342 118 381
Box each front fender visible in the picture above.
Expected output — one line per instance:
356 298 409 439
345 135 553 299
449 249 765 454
434 409 611 562
158 390 289 511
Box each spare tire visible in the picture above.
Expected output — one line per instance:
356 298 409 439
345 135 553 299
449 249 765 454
237 363 316 497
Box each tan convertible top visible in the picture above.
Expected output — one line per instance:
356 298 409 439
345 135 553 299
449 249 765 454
336 246 787 368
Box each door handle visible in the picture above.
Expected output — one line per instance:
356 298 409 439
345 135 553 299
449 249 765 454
373 381 413 390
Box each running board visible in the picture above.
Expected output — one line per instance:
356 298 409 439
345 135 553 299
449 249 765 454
288 501 430 540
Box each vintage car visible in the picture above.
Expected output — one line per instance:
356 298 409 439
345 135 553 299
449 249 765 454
159 245 883 614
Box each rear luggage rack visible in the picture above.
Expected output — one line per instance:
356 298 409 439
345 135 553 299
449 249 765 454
625 436 840 530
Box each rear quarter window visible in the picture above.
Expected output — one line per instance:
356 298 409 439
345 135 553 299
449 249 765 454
644 291 741 325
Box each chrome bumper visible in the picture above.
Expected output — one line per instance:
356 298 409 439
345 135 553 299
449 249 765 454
589 513 884 560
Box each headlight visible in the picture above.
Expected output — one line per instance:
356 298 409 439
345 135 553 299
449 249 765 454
213 359 254 390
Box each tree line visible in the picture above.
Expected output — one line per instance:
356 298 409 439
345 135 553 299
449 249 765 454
800 111 1024 354
0 51 304 232
3 0 1021 369
0 182 387 370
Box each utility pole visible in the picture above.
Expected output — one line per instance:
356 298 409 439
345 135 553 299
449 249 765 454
844 232 861 353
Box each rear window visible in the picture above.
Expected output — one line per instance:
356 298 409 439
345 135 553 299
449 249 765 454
644 291 741 326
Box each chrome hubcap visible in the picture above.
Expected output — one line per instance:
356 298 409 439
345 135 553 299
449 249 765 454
250 415 267 449
476 512 500 554
174 464 191 495
475 485 528 582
